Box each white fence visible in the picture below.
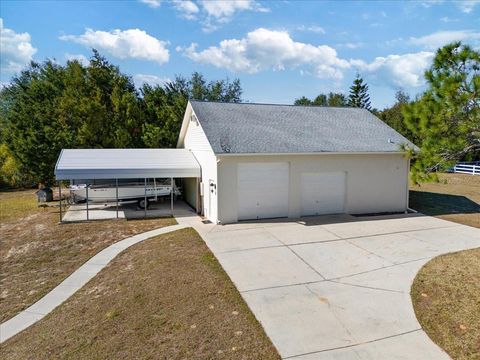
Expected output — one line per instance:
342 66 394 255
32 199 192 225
452 162 480 175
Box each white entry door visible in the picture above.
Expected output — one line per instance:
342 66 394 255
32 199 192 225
237 162 289 220
301 172 346 216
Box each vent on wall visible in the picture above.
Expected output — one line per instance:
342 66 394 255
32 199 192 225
190 114 199 126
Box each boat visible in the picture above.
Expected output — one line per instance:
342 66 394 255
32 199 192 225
69 180 181 207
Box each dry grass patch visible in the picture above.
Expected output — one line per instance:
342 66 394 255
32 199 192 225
410 173 480 359
411 248 480 360
1 228 280 360
0 189 176 322
409 173 480 228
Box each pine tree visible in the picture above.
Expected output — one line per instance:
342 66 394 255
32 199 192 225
348 74 371 110
403 42 480 183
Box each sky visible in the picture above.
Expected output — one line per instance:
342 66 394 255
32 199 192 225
1 0 479 109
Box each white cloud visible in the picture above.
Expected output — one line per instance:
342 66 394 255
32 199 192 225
180 28 349 80
133 74 170 87
409 30 480 49
200 0 268 20
60 28 169 64
0 18 37 73
177 27 439 89
296 25 326 34
385 37 404 47
456 0 480 13
340 42 363 49
421 0 444 8
353 51 435 88
167 1 268 32
139 0 161 8
440 16 459 22
65 53 89 65
421 0 479 12
172 0 199 20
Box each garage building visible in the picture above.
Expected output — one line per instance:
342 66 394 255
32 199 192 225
178 101 414 224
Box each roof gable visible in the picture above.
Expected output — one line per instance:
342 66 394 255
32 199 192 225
189 101 415 154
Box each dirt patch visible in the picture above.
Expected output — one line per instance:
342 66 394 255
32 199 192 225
0 228 280 360
0 189 176 322
411 248 480 360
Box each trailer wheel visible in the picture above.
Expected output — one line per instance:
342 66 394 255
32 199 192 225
138 198 150 209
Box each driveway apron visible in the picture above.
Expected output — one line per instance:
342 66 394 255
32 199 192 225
200 214 480 359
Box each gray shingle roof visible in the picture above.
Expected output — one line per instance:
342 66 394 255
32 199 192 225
190 101 415 154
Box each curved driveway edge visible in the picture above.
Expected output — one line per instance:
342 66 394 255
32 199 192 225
0 223 187 343
199 214 480 359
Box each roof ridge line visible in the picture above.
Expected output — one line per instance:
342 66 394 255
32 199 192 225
190 100 360 110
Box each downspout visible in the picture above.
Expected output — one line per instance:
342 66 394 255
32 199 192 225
405 157 418 213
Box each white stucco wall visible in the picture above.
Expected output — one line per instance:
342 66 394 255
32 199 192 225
179 104 218 223
216 153 409 224
182 177 197 210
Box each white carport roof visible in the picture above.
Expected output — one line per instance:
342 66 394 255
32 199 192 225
55 149 200 180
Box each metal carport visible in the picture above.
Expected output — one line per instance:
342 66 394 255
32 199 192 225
55 148 201 222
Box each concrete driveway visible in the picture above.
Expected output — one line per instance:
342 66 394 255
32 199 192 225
202 214 480 359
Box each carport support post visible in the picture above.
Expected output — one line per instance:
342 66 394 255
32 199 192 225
115 179 119 219
170 177 174 215
86 185 89 221
144 178 147 218
58 181 62 222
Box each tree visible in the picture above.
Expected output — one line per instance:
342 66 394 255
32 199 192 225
378 90 418 143
222 78 242 102
139 72 242 148
294 96 312 106
1 60 73 184
0 51 143 183
180 72 242 103
294 92 348 107
313 94 327 106
0 51 243 185
190 72 207 100
0 143 24 187
348 74 371 110
327 92 348 107
403 42 480 183
139 82 188 149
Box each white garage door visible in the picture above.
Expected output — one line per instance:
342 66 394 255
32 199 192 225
301 172 346 216
237 162 289 220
